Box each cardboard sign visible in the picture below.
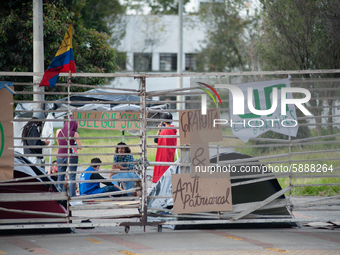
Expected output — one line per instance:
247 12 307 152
179 108 222 145
72 111 140 130
0 82 14 181
172 174 232 214
190 143 230 178
190 142 209 178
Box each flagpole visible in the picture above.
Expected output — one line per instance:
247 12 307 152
66 69 72 221
33 0 44 112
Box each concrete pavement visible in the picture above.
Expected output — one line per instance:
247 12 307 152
1 222 340 254
1 170 339 254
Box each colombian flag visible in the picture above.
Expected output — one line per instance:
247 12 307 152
39 25 76 88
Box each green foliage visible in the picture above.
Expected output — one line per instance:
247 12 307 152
80 0 126 48
279 177 340 196
51 128 160 169
0 0 118 102
256 0 340 135
257 0 340 73
147 0 190 14
80 0 125 34
196 0 260 72
250 128 310 154
250 108 311 153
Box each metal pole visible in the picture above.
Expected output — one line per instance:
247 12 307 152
177 0 183 111
177 0 186 174
288 135 292 207
33 0 44 113
140 76 148 232
66 70 72 223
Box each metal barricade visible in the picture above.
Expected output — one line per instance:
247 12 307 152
0 70 339 231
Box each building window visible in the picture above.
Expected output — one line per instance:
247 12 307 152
185 54 197 71
116 52 127 71
160 96 177 109
185 96 200 110
160 53 177 71
134 53 152 72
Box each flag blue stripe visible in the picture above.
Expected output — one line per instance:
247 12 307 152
48 49 74 69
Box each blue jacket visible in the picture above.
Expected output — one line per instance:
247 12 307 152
79 166 104 195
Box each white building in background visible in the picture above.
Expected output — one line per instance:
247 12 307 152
110 15 207 93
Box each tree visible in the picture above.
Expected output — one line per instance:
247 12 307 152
80 0 126 48
134 15 168 72
146 0 190 14
256 0 340 135
196 0 260 72
0 0 117 102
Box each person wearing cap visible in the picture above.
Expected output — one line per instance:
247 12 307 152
21 112 50 167
153 112 177 183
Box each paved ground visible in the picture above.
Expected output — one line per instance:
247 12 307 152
1 197 340 255
0 224 340 254
1 169 339 254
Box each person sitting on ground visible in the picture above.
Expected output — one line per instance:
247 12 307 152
79 157 124 196
112 142 134 170
110 142 140 195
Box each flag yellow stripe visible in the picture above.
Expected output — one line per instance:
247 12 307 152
55 25 73 57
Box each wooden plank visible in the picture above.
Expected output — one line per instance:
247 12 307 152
0 192 67 202
70 204 140 211
0 206 67 217
148 198 291 217
230 186 292 221
230 198 292 213
70 187 140 201
231 173 289 187
0 218 68 224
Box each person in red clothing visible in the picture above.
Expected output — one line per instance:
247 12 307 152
153 112 177 183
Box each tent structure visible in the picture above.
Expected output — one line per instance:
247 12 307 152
148 147 291 220
15 88 169 120
14 88 169 144
13 88 170 168
0 152 68 221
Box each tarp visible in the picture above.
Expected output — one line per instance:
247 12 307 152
0 152 67 220
13 88 169 160
13 113 55 175
15 88 168 119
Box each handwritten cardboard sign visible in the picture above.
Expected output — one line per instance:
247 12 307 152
179 108 222 145
0 82 14 181
190 143 230 178
72 111 140 130
172 174 232 214
190 143 209 178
